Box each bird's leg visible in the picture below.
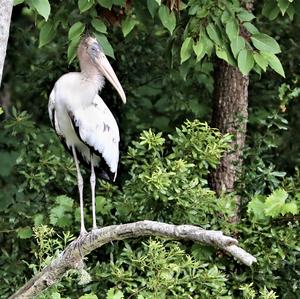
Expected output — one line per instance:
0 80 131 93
90 154 97 230
72 146 87 236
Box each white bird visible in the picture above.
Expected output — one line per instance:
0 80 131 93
48 36 126 237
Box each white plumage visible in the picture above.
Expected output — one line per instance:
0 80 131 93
48 36 126 235
49 81 120 179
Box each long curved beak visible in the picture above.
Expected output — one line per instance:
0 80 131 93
94 53 126 104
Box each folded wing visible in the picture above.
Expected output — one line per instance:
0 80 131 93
72 95 120 178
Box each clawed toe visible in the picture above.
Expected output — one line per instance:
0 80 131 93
79 228 88 237
73 231 88 257
88 228 98 244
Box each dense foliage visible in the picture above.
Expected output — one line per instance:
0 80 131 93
1 0 300 298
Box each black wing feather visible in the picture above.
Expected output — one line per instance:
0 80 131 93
67 110 116 181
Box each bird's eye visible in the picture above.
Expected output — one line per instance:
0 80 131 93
90 42 102 53
87 42 102 60
91 46 98 52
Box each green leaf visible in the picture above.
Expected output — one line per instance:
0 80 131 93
179 61 191 81
286 3 295 19
282 202 298 215
27 0 51 21
0 151 18 177
253 52 268 71
55 195 74 208
68 22 85 41
50 206 64 223
79 293 98 299
96 196 112 215
237 10 255 21
121 18 139 37
147 0 159 18
91 19 107 34
50 202 72 227
216 46 230 64
34 214 44 226
39 21 56 48
202 32 214 57
14 0 24 5
230 36 245 58
95 33 115 58
180 37 193 64
193 39 205 62
251 33 281 54
196 7 208 18
67 35 81 64
206 23 222 45
263 52 285 77
106 288 124 299
221 10 231 24
78 0 94 13
50 292 62 299
0 189 14 211
253 64 262 75
17 227 33 239
225 19 239 41
113 0 125 5
224 44 236 66
237 49 254 75
247 196 267 221
262 0 280 20
243 22 259 34
277 0 290 15
158 5 176 35
97 0 113 9
188 4 199 15
264 189 288 217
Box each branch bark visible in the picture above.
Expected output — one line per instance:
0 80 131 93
10 220 256 299
0 0 13 87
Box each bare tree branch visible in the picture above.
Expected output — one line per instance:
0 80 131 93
10 220 256 299
0 0 13 87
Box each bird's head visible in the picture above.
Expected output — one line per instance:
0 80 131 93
77 36 126 104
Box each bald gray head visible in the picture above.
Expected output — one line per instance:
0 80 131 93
77 36 126 103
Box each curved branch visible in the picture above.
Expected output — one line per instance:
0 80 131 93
10 220 257 299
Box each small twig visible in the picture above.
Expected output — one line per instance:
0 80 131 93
275 215 300 223
0 229 16 233
10 220 256 299
127 286 147 299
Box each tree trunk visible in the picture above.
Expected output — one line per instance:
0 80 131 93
209 1 254 222
210 60 249 216
0 0 13 87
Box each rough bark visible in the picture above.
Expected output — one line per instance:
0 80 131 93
0 0 13 87
210 60 249 197
10 220 256 299
209 1 254 223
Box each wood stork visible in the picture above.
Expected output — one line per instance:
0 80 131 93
48 36 126 236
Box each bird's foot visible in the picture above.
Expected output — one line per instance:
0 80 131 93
87 226 98 244
79 227 88 237
73 230 88 258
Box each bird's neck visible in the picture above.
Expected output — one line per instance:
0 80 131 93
81 67 105 91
